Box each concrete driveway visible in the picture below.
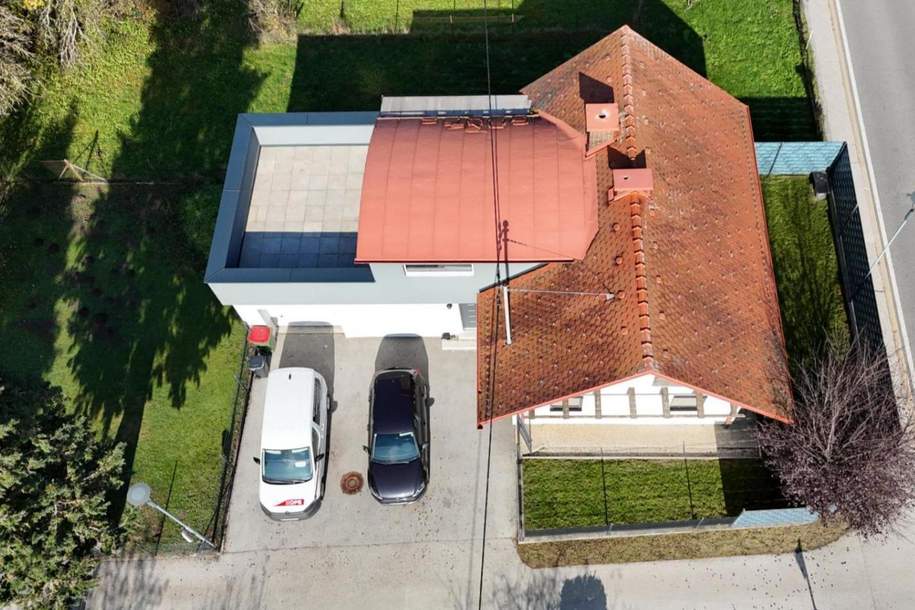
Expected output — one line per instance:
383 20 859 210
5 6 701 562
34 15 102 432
223 331 517 557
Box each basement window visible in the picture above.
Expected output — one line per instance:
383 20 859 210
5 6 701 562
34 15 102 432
669 394 698 414
403 263 474 277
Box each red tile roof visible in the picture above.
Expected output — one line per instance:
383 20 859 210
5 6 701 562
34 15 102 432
355 114 598 263
477 26 791 425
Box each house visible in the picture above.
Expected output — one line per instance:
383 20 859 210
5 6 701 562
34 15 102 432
205 26 791 441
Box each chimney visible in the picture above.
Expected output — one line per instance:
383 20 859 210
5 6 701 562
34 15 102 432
585 103 620 156
610 168 654 201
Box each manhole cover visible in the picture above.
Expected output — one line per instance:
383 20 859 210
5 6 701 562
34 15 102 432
341 471 364 494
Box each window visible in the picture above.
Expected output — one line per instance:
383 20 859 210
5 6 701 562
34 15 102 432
403 263 474 277
371 432 420 464
313 381 323 424
262 447 314 484
669 394 698 414
549 398 583 414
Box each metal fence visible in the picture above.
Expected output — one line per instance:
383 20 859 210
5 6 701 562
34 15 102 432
826 144 885 351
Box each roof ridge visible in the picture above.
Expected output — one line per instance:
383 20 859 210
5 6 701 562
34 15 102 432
618 29 638 160
624 192 654 368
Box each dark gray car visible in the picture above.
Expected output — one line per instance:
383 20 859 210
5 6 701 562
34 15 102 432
364 369 431 504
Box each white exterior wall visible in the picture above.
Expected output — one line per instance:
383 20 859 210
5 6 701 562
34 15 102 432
235 303 463 337
528 372 737 425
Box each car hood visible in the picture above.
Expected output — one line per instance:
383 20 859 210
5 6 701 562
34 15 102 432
259 476 318 515
368 459 425 500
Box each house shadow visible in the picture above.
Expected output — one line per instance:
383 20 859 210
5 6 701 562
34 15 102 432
289 2 816 141
279 324 337 395
374 335 430 388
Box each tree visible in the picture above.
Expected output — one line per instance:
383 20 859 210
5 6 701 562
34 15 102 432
0 378 124 609
0 3 34 116
757 343 915 537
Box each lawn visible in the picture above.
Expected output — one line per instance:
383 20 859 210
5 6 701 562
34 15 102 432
522 458 786 531
762 176 849 370
0 181 243 547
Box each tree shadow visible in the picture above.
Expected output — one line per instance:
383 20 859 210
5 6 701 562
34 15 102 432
718 458 790 516
84 557 168 609
62 1 264 521
0 106 78 388
486 569 619 610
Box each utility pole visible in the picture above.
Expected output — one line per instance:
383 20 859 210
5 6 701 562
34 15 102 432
500 220 512 345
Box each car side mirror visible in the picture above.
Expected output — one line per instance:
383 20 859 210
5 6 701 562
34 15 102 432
426 397 435 408
362 445 369 453
315 454 325 461
422 442 430 450
252 456 261 465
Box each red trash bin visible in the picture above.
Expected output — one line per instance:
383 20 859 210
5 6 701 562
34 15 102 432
248 324 276 351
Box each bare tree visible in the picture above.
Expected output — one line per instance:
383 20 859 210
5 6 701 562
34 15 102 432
35 0 94 68
758 342 915 537
244 0 300 40
0 4 34 116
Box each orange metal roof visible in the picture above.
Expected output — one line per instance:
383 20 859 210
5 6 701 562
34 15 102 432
477 26 792 425
355 114 598 263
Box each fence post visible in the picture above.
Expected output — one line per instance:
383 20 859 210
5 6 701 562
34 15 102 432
599 448 610 527
683 442 696 520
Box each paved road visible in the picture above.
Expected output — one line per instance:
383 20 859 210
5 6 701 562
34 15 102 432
838 0 915 370
89 512 915 609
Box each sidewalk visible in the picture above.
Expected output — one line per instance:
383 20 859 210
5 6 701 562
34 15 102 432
802 0 914 392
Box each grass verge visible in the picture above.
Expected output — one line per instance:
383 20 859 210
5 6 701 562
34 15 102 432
523 458 786 531
762 176 849 370
517 521 846 567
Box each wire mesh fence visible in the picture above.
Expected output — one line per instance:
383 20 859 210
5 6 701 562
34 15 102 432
520 452 790 536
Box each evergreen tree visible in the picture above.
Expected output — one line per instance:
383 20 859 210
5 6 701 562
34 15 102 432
0 378 124 609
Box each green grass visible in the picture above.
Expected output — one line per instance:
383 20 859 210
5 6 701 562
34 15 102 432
762 176 849 371
0 0 814 183
522 458 786 531
0 182 243 546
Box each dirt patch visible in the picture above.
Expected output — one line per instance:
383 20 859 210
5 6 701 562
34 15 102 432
517 521 847 568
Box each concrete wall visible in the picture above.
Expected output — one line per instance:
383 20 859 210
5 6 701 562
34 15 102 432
210 261 541 307
527 373 735 425
235 303 463 337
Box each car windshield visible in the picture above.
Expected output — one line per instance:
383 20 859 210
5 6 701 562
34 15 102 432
372 432 419 464
262 447 313 484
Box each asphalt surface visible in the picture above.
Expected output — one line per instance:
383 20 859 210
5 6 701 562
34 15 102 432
838 0 915 366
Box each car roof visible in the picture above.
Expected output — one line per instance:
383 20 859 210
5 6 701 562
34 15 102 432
372 370 417 435
261 367 317 451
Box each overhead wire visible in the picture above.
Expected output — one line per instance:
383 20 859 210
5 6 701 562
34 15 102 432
478 0 500 608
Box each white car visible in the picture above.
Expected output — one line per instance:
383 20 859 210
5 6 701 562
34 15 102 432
255 367 329 520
